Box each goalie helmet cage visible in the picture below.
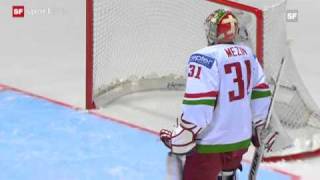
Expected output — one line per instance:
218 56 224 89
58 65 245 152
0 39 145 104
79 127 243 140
86 0 320 161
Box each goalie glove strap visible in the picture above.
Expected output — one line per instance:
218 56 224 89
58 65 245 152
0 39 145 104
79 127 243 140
180 119 202 134
160 129 173 149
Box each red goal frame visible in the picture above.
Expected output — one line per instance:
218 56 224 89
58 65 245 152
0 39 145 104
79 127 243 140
86 0 95 109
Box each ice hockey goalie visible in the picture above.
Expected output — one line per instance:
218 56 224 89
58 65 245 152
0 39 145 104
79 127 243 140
160 9 282 180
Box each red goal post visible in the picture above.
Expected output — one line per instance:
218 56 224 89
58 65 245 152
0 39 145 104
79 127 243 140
86 0 94 109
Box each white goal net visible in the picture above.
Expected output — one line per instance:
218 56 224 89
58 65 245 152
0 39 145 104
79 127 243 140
87 0 320 161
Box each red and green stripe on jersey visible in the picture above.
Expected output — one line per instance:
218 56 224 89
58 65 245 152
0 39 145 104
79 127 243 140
251 83 271 99
183 91 218 107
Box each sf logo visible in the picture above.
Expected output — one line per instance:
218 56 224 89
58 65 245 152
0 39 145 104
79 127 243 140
12 6 25 18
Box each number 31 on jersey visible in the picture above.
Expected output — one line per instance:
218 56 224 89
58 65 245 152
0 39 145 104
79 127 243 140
187 60 252 102
188 64 202 79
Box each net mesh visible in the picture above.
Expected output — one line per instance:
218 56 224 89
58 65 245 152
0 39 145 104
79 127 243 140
92 0 320 159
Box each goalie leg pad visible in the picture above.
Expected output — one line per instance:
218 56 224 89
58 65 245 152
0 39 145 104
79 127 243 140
166 153 185 180
217 170 237 180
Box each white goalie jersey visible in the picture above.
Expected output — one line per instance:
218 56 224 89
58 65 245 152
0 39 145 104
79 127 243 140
182 43 271 153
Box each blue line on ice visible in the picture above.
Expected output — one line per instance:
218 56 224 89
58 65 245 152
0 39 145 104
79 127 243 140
0 89 291 180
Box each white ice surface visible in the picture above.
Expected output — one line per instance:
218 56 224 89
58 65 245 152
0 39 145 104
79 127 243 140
1 0 320 179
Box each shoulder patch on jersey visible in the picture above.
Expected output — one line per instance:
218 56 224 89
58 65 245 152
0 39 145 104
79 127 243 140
189 54 215 69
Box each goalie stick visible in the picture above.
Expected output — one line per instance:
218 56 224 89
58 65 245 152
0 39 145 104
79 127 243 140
249 58 286 180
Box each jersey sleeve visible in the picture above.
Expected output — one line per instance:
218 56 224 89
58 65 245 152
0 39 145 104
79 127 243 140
181 53 219 128
250 56 272 123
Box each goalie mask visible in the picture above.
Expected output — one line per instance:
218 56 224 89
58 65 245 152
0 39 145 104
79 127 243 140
205 9 239 45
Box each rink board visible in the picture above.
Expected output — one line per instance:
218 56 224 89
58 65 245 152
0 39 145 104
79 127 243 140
0 85 298 180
